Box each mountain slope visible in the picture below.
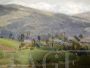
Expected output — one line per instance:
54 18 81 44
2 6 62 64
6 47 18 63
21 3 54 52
0 4 90 37
74 12 90 22
0 4 32 26
0 4 55 27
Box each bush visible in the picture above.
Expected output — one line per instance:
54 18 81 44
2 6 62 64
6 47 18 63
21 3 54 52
29 48 76 64
77 56 90 65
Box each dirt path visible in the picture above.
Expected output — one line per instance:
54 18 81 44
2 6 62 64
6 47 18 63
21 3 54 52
0 45 16 52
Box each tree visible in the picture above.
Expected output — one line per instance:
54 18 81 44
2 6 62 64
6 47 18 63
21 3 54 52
79 34 83 39
9 33 13 39
19 34 25 42
74 35 80 41
51 36 54 47
32 39 36 46
37 35 41 41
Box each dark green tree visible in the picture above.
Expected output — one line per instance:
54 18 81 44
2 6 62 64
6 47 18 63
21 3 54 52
74 35 80 41
79 34 83 39
9 33 13 39
19 34 25 42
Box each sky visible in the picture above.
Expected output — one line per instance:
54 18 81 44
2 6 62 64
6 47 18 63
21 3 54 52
0 0 90 15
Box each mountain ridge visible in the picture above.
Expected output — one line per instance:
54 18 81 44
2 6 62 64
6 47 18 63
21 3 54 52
0 4 90 37
73 12 90 22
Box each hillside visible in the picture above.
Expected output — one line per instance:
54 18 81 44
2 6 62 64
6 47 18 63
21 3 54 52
0 4 90 37
74 12 90 22
0 38 20 52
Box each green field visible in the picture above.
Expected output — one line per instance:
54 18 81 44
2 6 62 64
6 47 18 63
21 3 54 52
0 38 20 48
0 38 90 68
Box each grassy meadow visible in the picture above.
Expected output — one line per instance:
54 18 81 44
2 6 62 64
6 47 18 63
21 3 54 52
0 35 90 68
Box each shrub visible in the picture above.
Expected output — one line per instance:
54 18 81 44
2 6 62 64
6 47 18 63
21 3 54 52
29 48 76 64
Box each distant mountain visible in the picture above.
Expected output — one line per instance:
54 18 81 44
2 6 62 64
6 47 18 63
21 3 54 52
74 12 90 22
0 4 18 16
0 4 90 37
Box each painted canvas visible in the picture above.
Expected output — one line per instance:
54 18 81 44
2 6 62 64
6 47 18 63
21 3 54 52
0 0 90 68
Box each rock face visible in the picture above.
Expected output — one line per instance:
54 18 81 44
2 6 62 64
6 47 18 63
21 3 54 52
0 4 90 38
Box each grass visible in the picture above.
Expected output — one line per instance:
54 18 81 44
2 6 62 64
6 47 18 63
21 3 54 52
0 45 76 65
14 49 30 64
0 38 20 49
13 48 48 64
0 38 29 64
14 48 76 64
0 38 89 67
0 45 89 68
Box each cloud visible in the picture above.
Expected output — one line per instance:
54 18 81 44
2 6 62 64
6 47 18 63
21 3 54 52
29 2 58 12
58 2 89 15
0 0 90 15
28 2 90 15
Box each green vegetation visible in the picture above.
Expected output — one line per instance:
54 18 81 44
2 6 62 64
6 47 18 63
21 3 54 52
12 48 76 65
0 34 89 68
0 38 20 65
0 50 4 58
0 50 13 64
0 38 20 48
